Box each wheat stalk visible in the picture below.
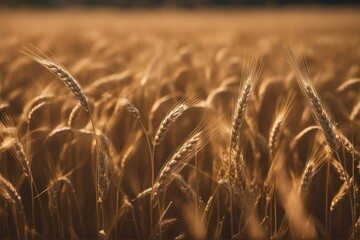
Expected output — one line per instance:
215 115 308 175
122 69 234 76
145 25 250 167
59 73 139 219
331 159 349 182
231 56 262 150
330 177 354 211
118 98 140 118
153 94 198 145
174 174 197 203
268 94 294 157
0 175 28 230
97 136 111 204
152 131 202 200
298 146 326 197
21 48 90 112
68 103 83 127
152 124 215 201
287 47 338 154
335 133 360 162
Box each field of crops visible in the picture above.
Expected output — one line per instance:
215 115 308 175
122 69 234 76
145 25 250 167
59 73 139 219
0 8 359 239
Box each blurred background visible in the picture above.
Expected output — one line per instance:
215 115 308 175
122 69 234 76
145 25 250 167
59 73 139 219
1 0 359 8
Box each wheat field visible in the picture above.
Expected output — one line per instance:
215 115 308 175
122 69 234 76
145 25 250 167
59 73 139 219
0 8 359 239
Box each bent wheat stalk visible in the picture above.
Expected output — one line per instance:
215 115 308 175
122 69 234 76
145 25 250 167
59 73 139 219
151 124 215 203
21 47 107 232
154 94 199 145
21 48 90 112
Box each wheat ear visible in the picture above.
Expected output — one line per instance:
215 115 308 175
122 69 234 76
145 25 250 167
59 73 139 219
268 94 294 157
154 94 198 145
335 133 360 162
287 47 338 154
97 135 111 204
152 124 215 201
21 48 90 112
231 56 262 150
330 177 354 211
0 175 28 231
174 174 197 203
298 146 326 197
27 101 47 124
68 103 83 127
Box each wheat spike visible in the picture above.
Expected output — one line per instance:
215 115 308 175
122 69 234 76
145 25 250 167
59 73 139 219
298 146 326 197
174 174 197 203
154 94 198 145
269 94 294 157
330 177 353 211
68 103 83 127
28 101 47 123
331 159 349 182
287 47 338 154
152 131 202 200
298 162 314 196
231 56 262 150
154 103 187 144
22 48 90 112
97 133 111 204
0 175 27 226
335 132 360 162
118 98 140 118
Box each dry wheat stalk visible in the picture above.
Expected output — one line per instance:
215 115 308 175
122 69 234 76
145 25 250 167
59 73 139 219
233 148 249 195
23 94 53 115
269 115 284 156
298 146 326 197
335 132 360 162
152 131 202 200
153 94 198 145
68 103 83 127
154 103 187 145
27 101 48 123
304 85 338 152
152 124 215 201
268 95 293 157
298 162 314 197
133 187 152 201
174 174 197 203
0 110 31 175
97 133 111 204
202 191 215 225
12 139 31 176
22 49 90 112
330 177 353 211
331 159 349 182
118 98 140 118
287 47 338 153
47 175 76 210
48 126 74 138
48 179 61 211
231 56 262 150
0 175 27 226
148 93 182 130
